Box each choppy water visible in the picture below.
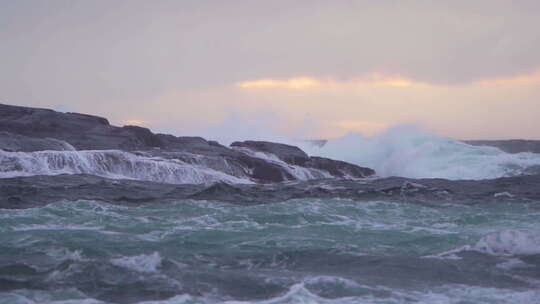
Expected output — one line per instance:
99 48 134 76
1 199 540 303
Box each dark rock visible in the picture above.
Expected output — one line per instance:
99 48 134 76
235 155 293 183
305 156 375 178
230 140 374 179
231 141 310 165
0 103 220 152
121 125 164 148
0 103 149 150
0 132 74 152
0 103 376 182
156 134 234 156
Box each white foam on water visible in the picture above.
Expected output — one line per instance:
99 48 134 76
472 230 540 256
138 294 207 304
110 252 162 273
45 248 87 262
4 284 539 304
435 230 540 257
301 126 540 180
303 275 365 290
13 224 104 232
0 289 106 304
222 283 359 304
141 282 540 304
496 258 532 270
409 288 540 304
0 150 252 184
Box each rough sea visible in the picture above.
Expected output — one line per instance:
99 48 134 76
1 198 540 303
2 129 540 303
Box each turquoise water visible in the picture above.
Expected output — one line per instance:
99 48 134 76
1 199 540 303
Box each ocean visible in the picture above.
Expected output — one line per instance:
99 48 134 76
1 198 539 303
1 130 540 303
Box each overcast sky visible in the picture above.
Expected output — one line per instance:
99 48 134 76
1 0 539 141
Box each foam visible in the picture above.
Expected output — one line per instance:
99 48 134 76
302 126 540 180
436 230 540 257
472 230 540 256
110 252 163 273
0 150 252 184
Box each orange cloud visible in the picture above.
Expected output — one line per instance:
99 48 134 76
237 77 322 89
474 69 540 87
122 119 149 126
236 74 427 89
237 69 540 91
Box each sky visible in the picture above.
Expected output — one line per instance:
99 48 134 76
1 0 539 141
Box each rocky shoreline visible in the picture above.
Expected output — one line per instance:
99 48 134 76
0 103 373 184
1 103 539 209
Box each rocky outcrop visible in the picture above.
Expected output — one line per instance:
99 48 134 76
304 156 375 178
0 132 74 152
231 140 374 178
0 103 375 184
231 141 310 165
0 103 216 151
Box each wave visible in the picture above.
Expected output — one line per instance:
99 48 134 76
110 252 162 273
3 283 539 304
0 148 338 184
2 200 540 304
302 126 540 180
135 281 540 304
0 150 252 184
435 230 540 258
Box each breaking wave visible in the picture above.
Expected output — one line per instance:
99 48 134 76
0 150 251 184
437 230 540 257
110 252 163 273
303 126 540 180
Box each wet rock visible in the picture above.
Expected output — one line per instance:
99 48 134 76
305 156 375 178
231 141 309 165
0 132 74 152
0 103 376 182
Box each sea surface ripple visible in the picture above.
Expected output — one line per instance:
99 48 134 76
1 198 540 303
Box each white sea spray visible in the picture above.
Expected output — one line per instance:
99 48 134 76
301 126 540 180
0 150 252 184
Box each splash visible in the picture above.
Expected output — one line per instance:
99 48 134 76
302 126 540 180
0 150 251 184
110 252 163 273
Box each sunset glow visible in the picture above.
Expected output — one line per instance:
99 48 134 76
2 1 539 140
237 75 427 90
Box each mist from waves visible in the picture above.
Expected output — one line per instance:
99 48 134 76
1 198 540 303
300 126 540 180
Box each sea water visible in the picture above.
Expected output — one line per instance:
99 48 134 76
1 198 539 303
